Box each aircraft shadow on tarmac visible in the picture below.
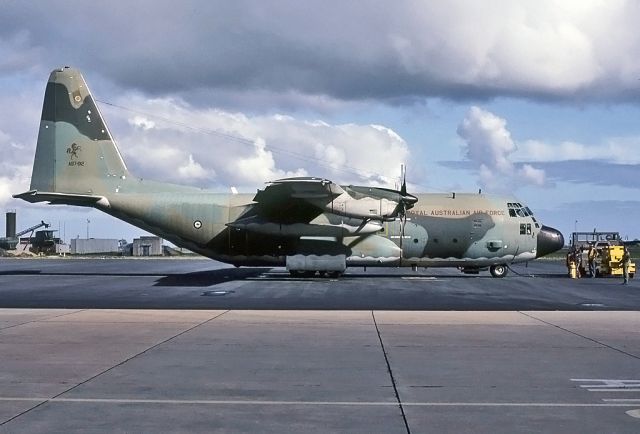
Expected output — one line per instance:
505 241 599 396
156 269 570 287
0 267 272 287
0 270 171 277
154 268 272 286
0 267 569 287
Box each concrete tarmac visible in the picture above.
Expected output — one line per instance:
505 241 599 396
0 259 639 432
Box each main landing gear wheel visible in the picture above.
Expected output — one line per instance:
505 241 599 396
490 264 508 278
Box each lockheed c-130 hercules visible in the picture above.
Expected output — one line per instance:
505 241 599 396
15 67 564 277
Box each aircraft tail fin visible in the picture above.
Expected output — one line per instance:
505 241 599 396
26 66 129 197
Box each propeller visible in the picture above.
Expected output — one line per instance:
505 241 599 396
397 164 418 252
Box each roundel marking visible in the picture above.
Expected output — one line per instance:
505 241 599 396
193 220 202 229
74 95 82 102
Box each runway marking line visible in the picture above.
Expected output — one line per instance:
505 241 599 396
571 379 640 393
603 399 640 402
0 397 639 407
585 389 640 392
626 409 640 418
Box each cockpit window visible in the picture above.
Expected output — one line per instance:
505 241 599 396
507 202 534 218
520 223 532 235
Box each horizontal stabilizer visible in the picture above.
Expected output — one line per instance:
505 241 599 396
13 190 106 206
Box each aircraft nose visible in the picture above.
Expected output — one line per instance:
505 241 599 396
536 225 564 258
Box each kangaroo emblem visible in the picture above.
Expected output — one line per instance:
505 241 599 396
67 143 81 160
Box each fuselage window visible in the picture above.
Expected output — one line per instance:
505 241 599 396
509 209 516 217
520 223 526 235
526 223 532 235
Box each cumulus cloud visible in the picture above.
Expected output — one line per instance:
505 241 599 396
0 105 39 207
0 164 31 207
457 106 545 190
177 154 211 180
102 94 409 190
2 1 640 105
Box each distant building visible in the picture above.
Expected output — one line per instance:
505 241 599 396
71 238 120 255
55 243 70 254
133 236 163 256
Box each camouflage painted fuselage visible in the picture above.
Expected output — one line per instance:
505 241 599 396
15 67 563 273
85 188 537 268
72 180 540 267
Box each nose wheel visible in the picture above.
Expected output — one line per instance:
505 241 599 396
490 264 508 278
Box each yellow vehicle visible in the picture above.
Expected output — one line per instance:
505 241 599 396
569 232 635 279
598 245 636 278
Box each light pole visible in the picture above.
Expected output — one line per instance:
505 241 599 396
86 219 90 239
574 219 578 232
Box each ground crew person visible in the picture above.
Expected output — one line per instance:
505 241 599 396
588 245 597 278
566 250 577 278
574 248 582 278
622 247 631 285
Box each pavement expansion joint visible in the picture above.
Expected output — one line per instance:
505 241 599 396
519 311 640 361
371 311 411 434
0 309 87 331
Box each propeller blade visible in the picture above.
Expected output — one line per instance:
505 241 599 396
400 164 407 196
399 201 406 251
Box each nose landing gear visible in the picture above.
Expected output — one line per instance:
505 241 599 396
490 264 508 278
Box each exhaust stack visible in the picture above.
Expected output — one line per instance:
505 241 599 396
6 210 16 238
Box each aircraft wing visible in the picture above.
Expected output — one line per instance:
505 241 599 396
243 177 345 225
229 177 385 237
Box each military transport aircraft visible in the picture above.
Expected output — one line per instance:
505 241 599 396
14 67 564 278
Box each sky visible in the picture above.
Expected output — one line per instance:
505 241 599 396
1 0 640 244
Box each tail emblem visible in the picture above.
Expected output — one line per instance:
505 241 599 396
66 143 84 166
